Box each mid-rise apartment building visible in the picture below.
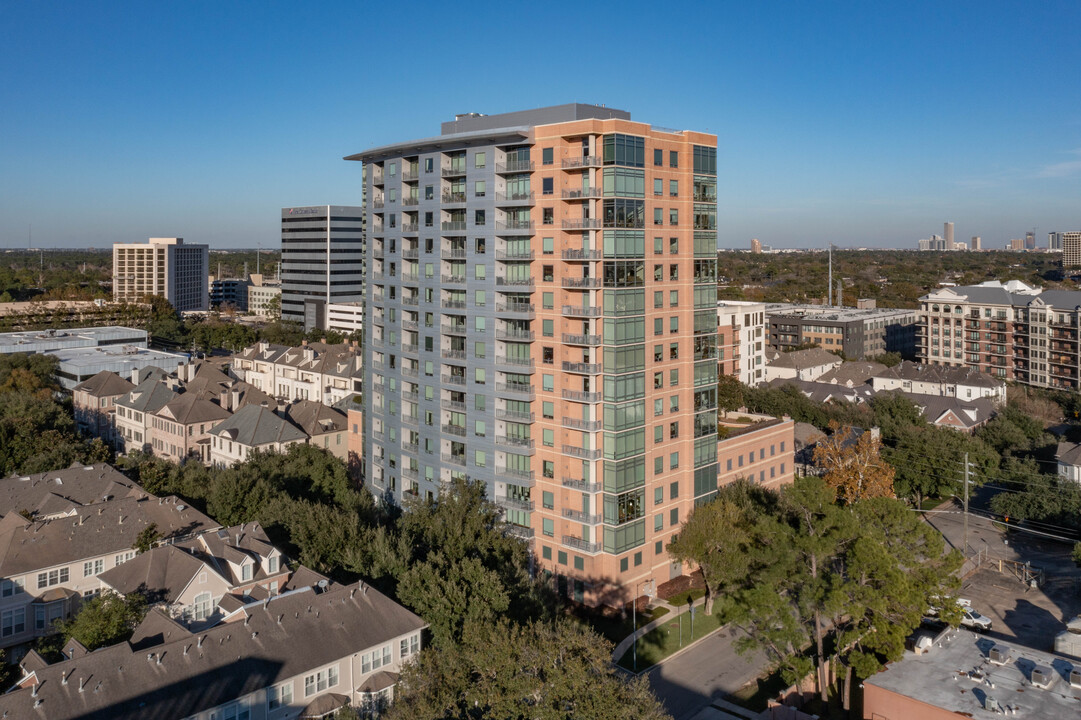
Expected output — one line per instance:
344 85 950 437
1056 231 1081 266
717 300 766 385
765 303 919 359
113 238 209 312
919 280 1081 390
347 104 719 604
280 206 365 328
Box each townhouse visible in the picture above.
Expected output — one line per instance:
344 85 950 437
233 340 364 406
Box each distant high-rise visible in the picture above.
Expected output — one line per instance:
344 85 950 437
112 237 208 312
1025 231 1036 250
280 205 365 329
971 236 981 251
1061 232 1081 267
1049 232 1062 250
1010 237 1024 251
944 222 954 250
750 238 762 254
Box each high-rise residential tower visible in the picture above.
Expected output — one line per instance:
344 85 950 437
112 237 209 312
1061 232 1081 267
347 105 719 604
280 206 365 329
944 222 955 250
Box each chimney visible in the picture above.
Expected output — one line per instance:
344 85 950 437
220 389 229 411
301 339 308 347
231 389 240 411
131 367 140 383
276 399 287 417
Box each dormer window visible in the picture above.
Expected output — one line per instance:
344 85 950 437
268 556 279 574
242 562 253 582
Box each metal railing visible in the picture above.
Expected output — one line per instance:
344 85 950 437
562 277 603 288
562 248 603 260
562 361 602 374
495 356 534 368
562 444 602 459
562 187 604 199
441 452 466 466
562 535 601 553
561 156 601 169
497 496 535 512
562 478 602 492
441 374 466 386
562 218 603 230
495 191 535 204
562 333 602 346
496 435 534 450
562 305 602 318
496 160 534 173
562 417 602 431
563 509 601 524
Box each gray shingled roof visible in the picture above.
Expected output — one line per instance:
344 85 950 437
284 400 347 436
0 464 139 519
116 376 176 414
97 544 215 604
208 405 307 446
1 581 426 720
158 392 232 426
900 392 996 430
875 361 1004 389
1056 441 1081 467
73 370 135 398
768 347 843 370
817 361 887 387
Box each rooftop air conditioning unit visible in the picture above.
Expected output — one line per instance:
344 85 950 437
1031 664 1055 689
989 644 1011 665
1069 668 1081 688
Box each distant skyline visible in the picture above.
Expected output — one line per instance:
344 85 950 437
1 1 1078 250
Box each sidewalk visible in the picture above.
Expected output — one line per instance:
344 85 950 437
611 595 707 665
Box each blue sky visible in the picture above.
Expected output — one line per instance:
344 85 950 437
1 1 1078 250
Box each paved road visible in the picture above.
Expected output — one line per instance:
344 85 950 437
646 624 769 720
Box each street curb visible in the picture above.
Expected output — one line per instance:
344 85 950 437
616 600 730 677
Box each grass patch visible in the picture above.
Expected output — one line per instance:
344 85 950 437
616 607 725 671
571 604 669 646
921 496 950 510
666 588 706 607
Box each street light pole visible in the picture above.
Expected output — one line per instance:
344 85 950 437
632 578 654 672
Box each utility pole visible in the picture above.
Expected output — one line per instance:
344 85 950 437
963 452 970 557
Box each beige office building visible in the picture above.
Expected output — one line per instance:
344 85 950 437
113 237 209 312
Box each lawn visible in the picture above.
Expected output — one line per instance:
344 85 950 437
615 606 725 671
574 604 670 646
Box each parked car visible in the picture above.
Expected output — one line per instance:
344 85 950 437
960 607 993 632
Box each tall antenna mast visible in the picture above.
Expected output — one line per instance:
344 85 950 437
827 243 833 306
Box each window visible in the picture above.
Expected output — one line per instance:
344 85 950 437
543 429 554 446
654 514 663 531
475 209 486 226
474 368 485 384
542 178 554 195
654 398 663 416
670 422 679 439
670 507 679 525
543 401 554 418
474 151 486 168
543 319 554 337
620 557 629 572
475 450 486 467
654 456 663 475
1 578 23 597
268 683 293 711
654 425 662 443
669 368 679 385
543 491 554 509
475 180 486 197
425 185 433 200
542 519 554 536
670 451 679 469
1 608 24 638
37 568 69 589
654 372 663 389
654 317 663 336
654 208 663 225
653 178 663 196
424 158 433 173
268 556 279 574
653 148 663 166
543 292 554 309
669 179 678 196
475 264 486 279
669 342 679 359
542 545 552 559
670 481 679 499
670 394 679 412
670 237 678 254
542 148 554 165
543 460 554 478
654 236 663 253
543 374 554 391
192 591 213 621
543 207 554 225
543 265 554 281
670 290 679 307
669 150 678 167
669 209 678 225
670 316 679 333
558 551 568 565
400 633 420 659
304 666 340 696
543 237 554 254
654 291 663 308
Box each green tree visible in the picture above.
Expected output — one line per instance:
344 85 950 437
885 425 997 508
716 374 745 413
386 619 671 720
133 524 162 553
869 391 923 441
54 593 147 651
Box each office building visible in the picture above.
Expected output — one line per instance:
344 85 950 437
750 238 761 254
347 104 720 605
1057 231 1081 266
209 275 249 311
326 301 365 335
944 221 954 250
971 236 981 251
247 273 282 317
919 279 1081 390
280 206 365 329
1026 230 1036 249
765 304 919 359
113 237 209 312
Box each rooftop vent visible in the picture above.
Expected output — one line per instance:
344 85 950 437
989 644 1011 665
1031 664 1055 689
1069 668 1081 688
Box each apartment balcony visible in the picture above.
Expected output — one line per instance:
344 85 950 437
441 221 467 232
401 343 418 355
441 248 467 259
562 248 603 260
402 248 419 259
561 155 602 169
495 249 535 260
562 277 603 289
506 524 535 540
441 349 466 360
561 389 601 403
441 324 467 335
562 218 604 231
495 302 535 317
399 318 418 331
441 424 466 437
441 374 466 386
496 408 535 422
496 277 535 289
441 274 467 285
496 435 535 451
402 467 419 481
496 382 535 399
562 444 602 460
441 399 466 411
495 160 534 173
372 430 384 441
372 249 385 259
495 191 535 205
562 305 602 318
497 466 535 483
441 165 467 178
562 417 602 431
496 328 534 341
495 356 535 371
402 414 419 426
401 366 419 378
441 299 467 310
562 361 602 374
496 221 535 234
496 496 535 512
402 166 419 180
441 452 467 466
402 296 419 306
373 200 385 209
371 360 385 371
372 173 384 186
562 333 602 346
562 187 604 200
562 535 601 554
562 478 602 493
441 192 467 204
401 390 419 402
400 273 419 283
563 509 601 525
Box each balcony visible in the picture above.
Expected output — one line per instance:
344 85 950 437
402 414 419 426
563 509 601 524
496 328 534 341
402 296 419 306
441 424 466 437
562 333 602 346
561 389 601 403
496 221 535 234
441 299 467 310
441 374 466 386
441 274 467 285
496 435 535 450
401 390 419 402
441 221 467 232
402 319 419 330
400 273 419 283
496 277 535 289
441 165 467 178
441 399 466 411
441 452 467 467
562 187 604 200
495 356 535 370
506 524 535 540
495 191 535 205
496 160 534 173
496 382 535 399
562 444 602 460
497 466 535 483
441 248 467 259
373 200 385 209
402 467 419 480
495 249 535 260
401 221 419 232
562 477 602 493
495 303 535 316
562 248 603 260
562 277 603 289
562 305 602 318
496 408 535 422
402 248 418 259
441 192 467 204
402 168 419 181
561 218 603 231
562 361 602 374
562 417 602 431
562 535 601 553
561 155 602 169
372 430 385 441
497 496 535 512
372 173 384 186
441 349 466 360
401 366 419 378
441 324 467 335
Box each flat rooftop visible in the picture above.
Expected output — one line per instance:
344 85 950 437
0 326 147 353
764 303 918 322
52 345 185 371
865 628 1081 716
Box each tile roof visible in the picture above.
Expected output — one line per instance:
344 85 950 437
2 580 426 720
72 370 135 398
899 392 996 430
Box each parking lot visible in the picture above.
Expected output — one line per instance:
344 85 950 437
926 502 1081 652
